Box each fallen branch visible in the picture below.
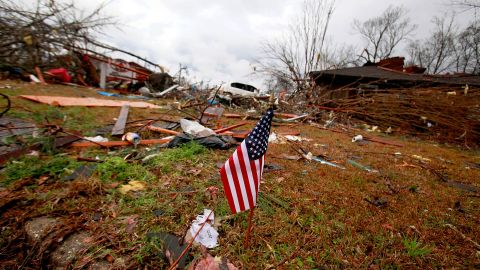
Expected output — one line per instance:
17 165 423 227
445 223 480 250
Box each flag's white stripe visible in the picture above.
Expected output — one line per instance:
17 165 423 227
259 155 265 190
255 158 261 192
241 142 257 205
224 159 240 213
232 149 250 210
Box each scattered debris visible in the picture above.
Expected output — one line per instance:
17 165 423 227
187 209 219 249
189 247 238 270
20 95 162 108
180 119 216 137
365 197 388 207
111 105 130 136
84 135 108 143
122 132 141 147
118 180 146 194
412 155 431 162
146 232 191 269
311 155 346 169
352 135 363 143
348 159 378 173
263 163 284 172
62 165 97 181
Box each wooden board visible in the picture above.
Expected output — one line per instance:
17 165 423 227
111 105 130 135
20 95 161 109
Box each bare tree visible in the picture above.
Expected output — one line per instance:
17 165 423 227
0 0 113 70
353 6 417 63
407 14 457 74
322 43 363 68
451 0 480 10
257 0 336 95
453 21 480 74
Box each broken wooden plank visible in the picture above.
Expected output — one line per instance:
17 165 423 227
219 130 300 139
274 112 299 119
34 66 46 84
71 138 172 148
20 95 161 108
213 122 247 134
112 105 130 135
224 113 243 118
146 125 181 135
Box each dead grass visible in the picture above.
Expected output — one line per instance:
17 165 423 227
0 81 479 269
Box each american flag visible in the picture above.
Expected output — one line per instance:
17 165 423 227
219 108 274 214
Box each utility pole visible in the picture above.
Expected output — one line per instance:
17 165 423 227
178 63 187 86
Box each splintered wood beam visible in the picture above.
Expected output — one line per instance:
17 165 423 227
34 66 46 84
213 122 248 133
112 105 130 136
146 125 180 135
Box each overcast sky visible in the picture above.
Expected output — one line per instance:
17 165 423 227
71 0 471 88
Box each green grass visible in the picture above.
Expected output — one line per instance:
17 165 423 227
6 102 101 134
96 157 155 183
1 155 80 186
143 141 208 175
402 237 433 258
146 142 207 167
132 237 166 265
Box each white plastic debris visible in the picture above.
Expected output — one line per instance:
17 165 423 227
352 135 363 142
189 209 218 248
29 74 41 83
84 135 108 142
139 86 152 97
370 126 379 132
285 135 301 141
180 119 216 137
285 135 310 142
27 150 40 157
268 132 278 143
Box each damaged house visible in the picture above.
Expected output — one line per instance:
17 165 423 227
309 57 480 99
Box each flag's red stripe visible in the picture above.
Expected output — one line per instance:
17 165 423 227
219 166 237 213
229 155 245 212
237 145 254 208
250 159 259 195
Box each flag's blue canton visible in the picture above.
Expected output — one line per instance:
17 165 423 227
245 108 274 160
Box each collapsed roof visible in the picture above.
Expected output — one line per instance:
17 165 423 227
309 59 480 89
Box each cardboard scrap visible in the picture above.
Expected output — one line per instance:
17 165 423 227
20 95 161 108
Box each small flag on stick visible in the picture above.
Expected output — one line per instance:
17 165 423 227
219 108 274 214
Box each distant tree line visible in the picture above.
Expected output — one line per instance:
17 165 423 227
259 0 480 94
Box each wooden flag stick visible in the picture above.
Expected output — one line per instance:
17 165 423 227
244 207 255 248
